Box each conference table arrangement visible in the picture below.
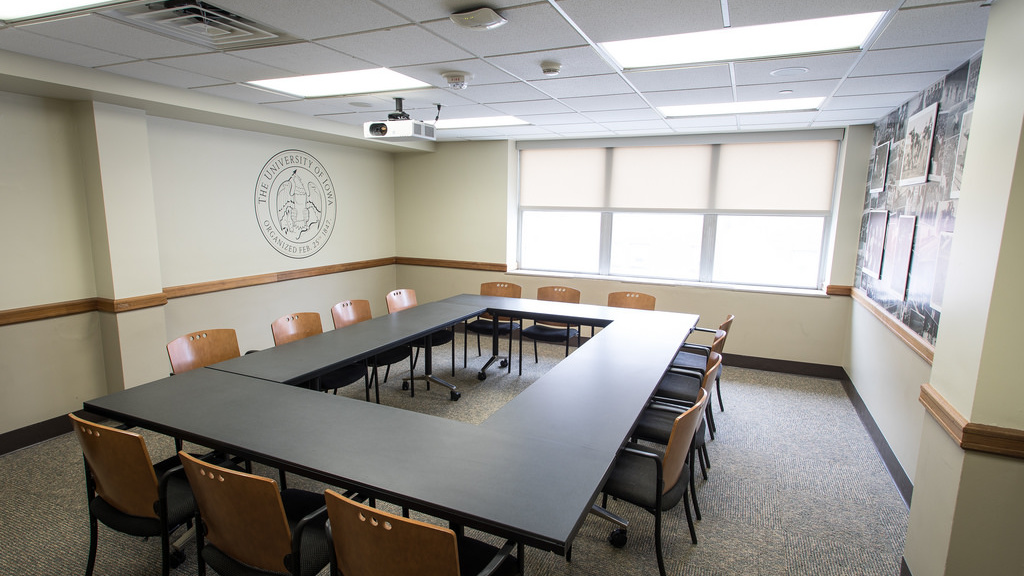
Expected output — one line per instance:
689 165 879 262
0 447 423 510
83 294 698 558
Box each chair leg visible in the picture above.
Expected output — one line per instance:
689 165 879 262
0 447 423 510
706 403 716 439
689 447 701 521
383 364 391 383
533 340 538 363
477 331 482 356
451 329 456 377
463 322 468 369
654 507 666 576
701 445 711 471
564 326 570 357
682 487 697 544
717 374 725 411
86 513 98 576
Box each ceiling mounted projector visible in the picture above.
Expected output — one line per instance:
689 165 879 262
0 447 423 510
450 7 507 30
364 97 436 141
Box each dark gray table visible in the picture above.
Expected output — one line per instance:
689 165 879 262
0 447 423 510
209 301 484 398
83 295 699 557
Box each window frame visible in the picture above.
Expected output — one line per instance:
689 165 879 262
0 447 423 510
515 130 843 291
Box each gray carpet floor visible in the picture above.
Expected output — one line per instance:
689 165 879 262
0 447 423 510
0 332 908 575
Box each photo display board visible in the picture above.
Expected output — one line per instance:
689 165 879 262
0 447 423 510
854 52 981 346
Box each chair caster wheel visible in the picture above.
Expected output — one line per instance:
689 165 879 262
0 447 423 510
450 390 461 401
477 371 487 381
169 549 186 568
499 359 508 368
402 382 409 390
608 529 627 548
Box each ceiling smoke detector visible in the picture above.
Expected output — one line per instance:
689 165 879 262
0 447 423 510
541 61 561 76
442 71 469 90
450 7 507 30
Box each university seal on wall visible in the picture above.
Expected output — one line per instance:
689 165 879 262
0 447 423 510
254 150 336 258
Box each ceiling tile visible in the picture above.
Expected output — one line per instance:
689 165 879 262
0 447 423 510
518 112 593 126
316 26 472 67
644 87 736 107
421 4 586 58
486 46 618 81
374 0 534 23
487 100 575 116
231 43 370 75
99 61 227 89
733 53 860 85
392 59 518 88
557 0 724 42
870 3 989 50
584 108 664 122
814 108 895 122
157 52 292 83
851 42 983 77
736 79 841 100
17 14 208 60
667 116 738 131
0 28 132 67
193 83 300 104
737 111 818 125
824 93 918 110
209 0 410 40
458 82 549 104
560 93 649 112
530 74 633 99
625 65 732 92
836 72 945 96
727 0 897 26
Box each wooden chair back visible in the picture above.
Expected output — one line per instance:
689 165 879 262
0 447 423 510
662 384 711 493
480 282 522 321
536 286 580 327
386 289 417 314
325 489 461 576
179 451 294 574
271 312 323 346
69 413 159 519
332 299 373 329
166 329 240 374
711 330 727 355
607 291 655 310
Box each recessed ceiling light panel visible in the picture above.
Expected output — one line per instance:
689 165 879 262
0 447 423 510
247 69 430 98
435 116 528 130
660 97 824 117
600 12 885 70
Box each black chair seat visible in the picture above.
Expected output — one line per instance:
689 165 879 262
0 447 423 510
603 444 688 512
466 318 520 335
418 328 454 347
656 371 701 403
317 362 366 392
202 490 330 576
672 349 707 371
90 457 194 537
521 324 578 342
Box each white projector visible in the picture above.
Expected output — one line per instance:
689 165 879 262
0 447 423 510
363 119 435 141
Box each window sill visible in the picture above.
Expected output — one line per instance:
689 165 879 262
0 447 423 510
506 268 831 298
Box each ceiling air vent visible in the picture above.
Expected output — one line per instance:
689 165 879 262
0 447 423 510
102 1 298 50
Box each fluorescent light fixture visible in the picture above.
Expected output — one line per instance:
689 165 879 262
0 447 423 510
0 0 122 21
247 68 430 98
600 12 885 69
660 97 825 117
434 116 528 130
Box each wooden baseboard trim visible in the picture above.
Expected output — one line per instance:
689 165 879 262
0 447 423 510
851 288 934 364
395 257 507 272
920 383 1024 460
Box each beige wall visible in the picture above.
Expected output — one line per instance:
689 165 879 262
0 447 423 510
0 89 400 434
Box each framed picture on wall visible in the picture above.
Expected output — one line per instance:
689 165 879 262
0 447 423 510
899 103 939 186
889 215 918 300
862 209 888 279
951 110 973 198
869 141 890 194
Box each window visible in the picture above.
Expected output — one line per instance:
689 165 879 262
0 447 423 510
517 134 840 289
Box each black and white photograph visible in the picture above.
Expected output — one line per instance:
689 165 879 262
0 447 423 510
862 209 888 278
899 103 939 186
869 141 890 193
951 110 973 198
888 215 918 300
